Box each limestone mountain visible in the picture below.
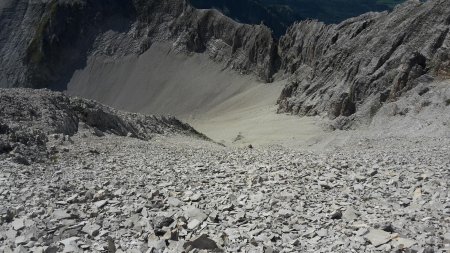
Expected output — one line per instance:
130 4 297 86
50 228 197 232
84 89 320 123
189 0 407 37
277 0 450 128
0 0 449 128
0 0 277 89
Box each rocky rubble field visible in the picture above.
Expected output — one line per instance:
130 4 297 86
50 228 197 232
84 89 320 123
0 88 449 252
0 129 449 252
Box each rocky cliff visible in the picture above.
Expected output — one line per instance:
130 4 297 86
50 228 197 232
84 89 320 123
1 0 449 127
277 0 450 128
0 0 277 89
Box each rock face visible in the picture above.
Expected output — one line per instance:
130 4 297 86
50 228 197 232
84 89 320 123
0 0 277 89
1 0 449 127
0 88 205 164
277 0 450 127
189 0 406 38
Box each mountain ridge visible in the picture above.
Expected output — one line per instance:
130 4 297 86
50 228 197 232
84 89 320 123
277 0 450 128
0 0 449 128
188 0 407 37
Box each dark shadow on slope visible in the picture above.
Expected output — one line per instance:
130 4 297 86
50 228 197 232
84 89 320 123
24 0 137 91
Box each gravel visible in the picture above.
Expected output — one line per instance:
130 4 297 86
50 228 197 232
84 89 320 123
0 128 449 252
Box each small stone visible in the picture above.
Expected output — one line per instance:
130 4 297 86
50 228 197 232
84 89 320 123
190 193 202 202
153 216 174 229
15 235 27 245
93 128 105 137
12 218 25 230
106 236 116 253
94 200 108 208
391 237 417 249
443 233 450 244
60 237 80 245
364 229 394 246
162 230 179 241
318 181 332 190
113 188 124 196
2 209 15 223
220 204 234 211
4 229 17 239
44 246 59 253
14 245 27 253
82 222 101 237
0 246 13 253
184 206 207 221
53 209 72 220
342 207 359 222
60 237 82 253
331 210 342 219
317 228 328 237
167 197 182 207
368 169 378 176
148 239 166 251
183 234 219 250
209 211 219 223
13 155 30 166
353 184 364 191
93 190 107 200
413 188 422 202
187 219 202 230
66 194 78 203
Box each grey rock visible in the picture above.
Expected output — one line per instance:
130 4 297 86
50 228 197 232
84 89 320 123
187 219 202 230
106 236 116 253
94 200 108 209
317 228 328 237
11 218 25 230
153 216 174 229
443 233 450 244
167 197 183 207
148 239 166 252
52 210 72 220
0 0 276 90
277 0 450 127
330 210 342 220
60 237 82 253
0 89 206 165
342 207 359 222
13 245 27 253
184 206 207 222
390 237 417 249
14 235 27 245
184 234 220 251
190 193 202 202
81 222 101 237
0 86 448 253
12 155 30 166
364 229 394 247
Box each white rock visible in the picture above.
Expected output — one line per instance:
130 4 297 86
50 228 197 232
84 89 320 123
364 229 394 246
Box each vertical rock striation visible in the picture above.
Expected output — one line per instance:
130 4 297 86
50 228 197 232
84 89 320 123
276 0 450 127
0 0 449 126
0 0 278 89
